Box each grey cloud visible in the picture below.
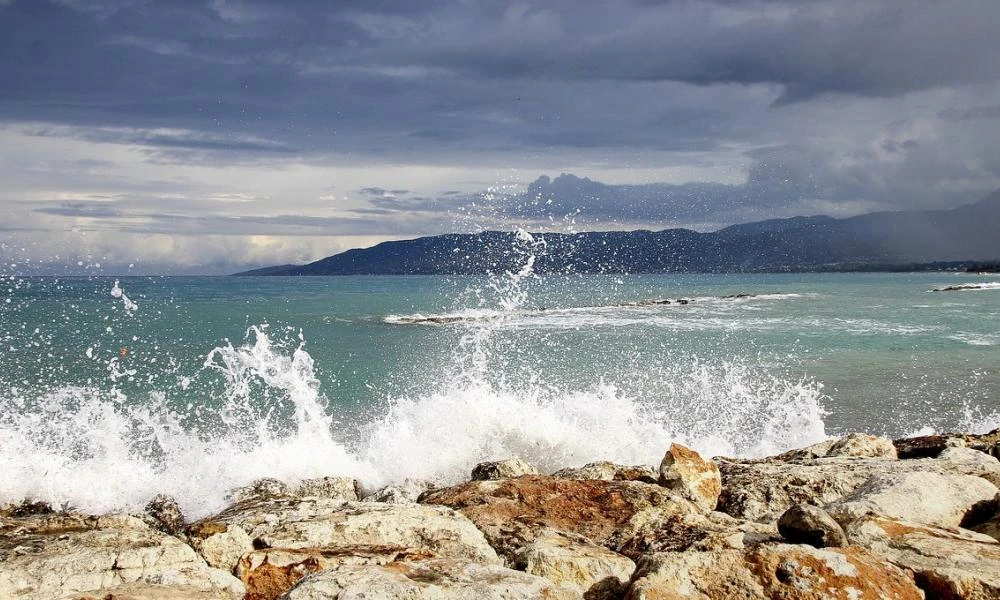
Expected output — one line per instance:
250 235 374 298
940 105 1000 121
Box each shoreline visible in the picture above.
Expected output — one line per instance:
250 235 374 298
3 430 1000 599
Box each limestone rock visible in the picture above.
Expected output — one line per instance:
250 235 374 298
291 477 360 501
826 432 898 459
142 494 186 535
826 470 998 529
777 504 848 548
237 545 435 600
362 479 432 504
616 510 780 560
551 461 658 483
420 475 696 562
281 557 576 599
194 498 499 566
0 513 244 600
513 530 635 600
471 458 538 480
187 522 254 572
627 543 922 600
658 443 722 512
845 513 1000 598
772 439 836 462
227 478 291 504
938 445 1000 487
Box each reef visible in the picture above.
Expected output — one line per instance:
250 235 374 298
4 431 1000 599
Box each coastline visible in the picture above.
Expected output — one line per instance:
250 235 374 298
3 430 1000 599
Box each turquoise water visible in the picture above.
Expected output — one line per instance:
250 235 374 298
1 270 998 516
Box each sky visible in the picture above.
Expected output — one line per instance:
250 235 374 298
2 0 1000 274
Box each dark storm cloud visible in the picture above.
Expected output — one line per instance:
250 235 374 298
3 0 999 163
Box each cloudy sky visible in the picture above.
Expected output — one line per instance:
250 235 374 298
2 0 999 273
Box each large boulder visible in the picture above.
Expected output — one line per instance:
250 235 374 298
471 458 538 480
419 475 696 562
189 498 500 573
626 543 922 599
226 477 360 505
659 443 722 512
513 529 635 600
825 470 998 529
845 513 1000 598
281 557 576 599
361 479 433 504
0 513 243 600
719 450 1000 523
826 433 898 459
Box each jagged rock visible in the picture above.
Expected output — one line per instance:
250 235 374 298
825 470 998 529
845 513 1000 598
191 498 499 569
0 513 244 600
659 443 722 512
362 479 433 504
291 477 360 501
551 461 658 483
627 543 922 599
471 458 538 480
826 432 898 459
719 452 1000 523
187 522 254 572
938 445 1000 487
281 557 576 599
73 583 242 599
420 475 696 563
777 504 848 548
616 510 781 560
894 429 1000 459
143 494 186 535
236 545 435 600
771 439 837 461
513 529 635 600
227 478 291 504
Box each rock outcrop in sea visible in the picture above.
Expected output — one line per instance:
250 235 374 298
4 431 1000 599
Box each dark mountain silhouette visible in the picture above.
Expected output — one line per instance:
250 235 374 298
236 191 1000 275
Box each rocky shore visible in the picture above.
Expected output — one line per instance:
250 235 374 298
4 431 1000 599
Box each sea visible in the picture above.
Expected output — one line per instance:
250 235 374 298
2 254 999 518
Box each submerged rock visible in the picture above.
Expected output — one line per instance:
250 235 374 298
471 458 538 480
627 543 922 600
0 513 243 600
777 504 848 548
420 475 696 562
659 442 722 512
282 557 576 599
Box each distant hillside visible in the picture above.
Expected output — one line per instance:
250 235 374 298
236 191 1000 275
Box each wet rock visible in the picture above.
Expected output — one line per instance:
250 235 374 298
236 545 435 600
291 477 360 501
826 432 898 459
777 504 848 548
361 479 433 504
471 458 538 480
627 543 922 600
826 470 998 529
551 461 658 483
420 475 696 563
282 557 576 599
143 494 186 535
513 529 635 600
227 478 291 504
659 442 722 512
845 513 1000 598
193 498 499 568
894 429 1000 460
0 513 244 600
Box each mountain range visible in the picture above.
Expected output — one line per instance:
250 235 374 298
237 190 1000 275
